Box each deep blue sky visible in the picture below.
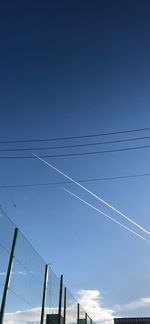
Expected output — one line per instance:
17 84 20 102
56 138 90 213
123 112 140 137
1 0 150 322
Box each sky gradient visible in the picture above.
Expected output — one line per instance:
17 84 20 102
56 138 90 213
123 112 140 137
1 1 150 322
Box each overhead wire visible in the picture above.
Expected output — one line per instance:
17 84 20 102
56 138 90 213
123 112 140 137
1 128 150 241
1 143 150 158
0 126 150 144
1 172 150 188
33 153 150 236
1 135 150 152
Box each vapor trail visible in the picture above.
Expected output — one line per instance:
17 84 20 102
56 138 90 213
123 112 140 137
62 187 148 243
33 153 150 236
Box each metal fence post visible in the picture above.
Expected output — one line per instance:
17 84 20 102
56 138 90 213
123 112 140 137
85 313 87 324
63 287 66 324
40 264 49 324
58 275 63 324
0 227 18 324
77 303 80 324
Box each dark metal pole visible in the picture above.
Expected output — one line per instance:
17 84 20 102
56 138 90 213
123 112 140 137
90 318 92 324
77 303 80 324
63 287 66 324
0 227 18 324
40 264 49 324
58 275 63 324
85 313 87 324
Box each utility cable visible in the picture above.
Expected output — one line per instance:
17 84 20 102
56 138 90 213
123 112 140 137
33 153 150 236
1 172 150 188
1 135 150 152
0 126 150 144
1 143 150 158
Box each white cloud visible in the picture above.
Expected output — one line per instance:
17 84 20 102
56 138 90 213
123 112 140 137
3 290 115 324
4 307 52 324
0 272 7 276
4 307 41 323
0 271 27 277
77 289 114 324
4 288 150 324
114 296 150 312
4 306 78 324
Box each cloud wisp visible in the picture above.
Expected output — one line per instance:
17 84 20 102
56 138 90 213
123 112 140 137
33 154 150 238
0 271 27 277
115 296 150 312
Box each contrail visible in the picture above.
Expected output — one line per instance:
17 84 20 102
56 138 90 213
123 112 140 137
33 153 150 236
62 187 149 243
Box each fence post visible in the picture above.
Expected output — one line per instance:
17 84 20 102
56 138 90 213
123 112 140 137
40 264 49 324
58 275 63 324
0 227 18 324
63 287 66 324
77 303 80 324
85 313 87 324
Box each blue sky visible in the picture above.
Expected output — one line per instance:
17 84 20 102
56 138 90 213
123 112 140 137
1 0 150 322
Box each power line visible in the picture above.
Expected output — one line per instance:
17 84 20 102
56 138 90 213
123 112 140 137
34 154 150 237
1 135 150 152
0 126 150 144
1 172 150 188
1 143 150 158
